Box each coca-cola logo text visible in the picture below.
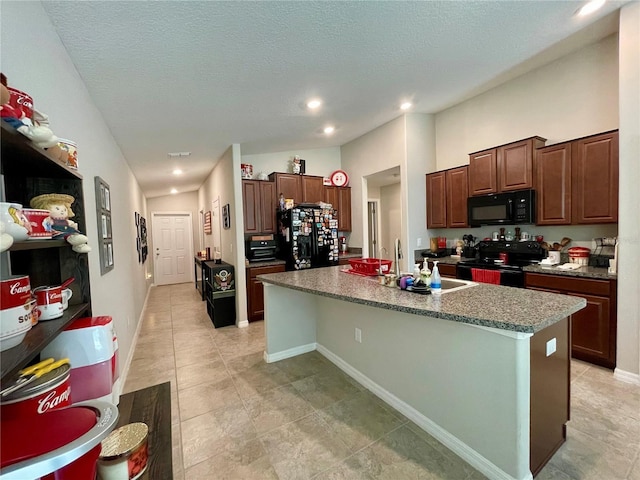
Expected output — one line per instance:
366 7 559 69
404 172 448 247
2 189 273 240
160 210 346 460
37 386 71 414
9 282 30 296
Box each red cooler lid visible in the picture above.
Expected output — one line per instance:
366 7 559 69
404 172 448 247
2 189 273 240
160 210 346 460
0 406 97 468
64 316 113 331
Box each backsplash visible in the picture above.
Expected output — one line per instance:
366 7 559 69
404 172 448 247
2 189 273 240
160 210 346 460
426 224 618 251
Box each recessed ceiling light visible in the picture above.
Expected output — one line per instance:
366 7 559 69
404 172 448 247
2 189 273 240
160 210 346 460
170 188 178 194
168 152 191 158
307 99 322 109
577 0 605 16
400 102 412 111
324 126 335 135
172 169 183 175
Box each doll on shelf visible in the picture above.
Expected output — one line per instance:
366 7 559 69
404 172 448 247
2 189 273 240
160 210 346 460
30 193 91 253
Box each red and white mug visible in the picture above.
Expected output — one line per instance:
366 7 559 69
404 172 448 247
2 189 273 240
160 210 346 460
21 208 53 239
34 285 64 321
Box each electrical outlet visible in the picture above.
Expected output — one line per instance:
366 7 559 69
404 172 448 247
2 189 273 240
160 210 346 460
546 338 556 356
417 237 422 247
355 328 362 343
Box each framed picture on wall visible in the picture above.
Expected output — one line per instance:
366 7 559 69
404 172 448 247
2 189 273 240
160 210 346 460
95 176 114 275
222 204 230 229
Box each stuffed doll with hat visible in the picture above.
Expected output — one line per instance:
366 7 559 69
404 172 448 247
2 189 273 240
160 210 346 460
30 193 91 253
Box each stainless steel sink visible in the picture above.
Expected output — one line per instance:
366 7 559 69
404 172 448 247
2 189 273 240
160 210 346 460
438 278 477 293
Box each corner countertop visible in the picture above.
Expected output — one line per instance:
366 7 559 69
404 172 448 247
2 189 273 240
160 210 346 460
258 265 585 334
414 255 616 281
523 264 616 280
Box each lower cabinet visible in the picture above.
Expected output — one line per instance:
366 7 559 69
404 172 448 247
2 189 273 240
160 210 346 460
525 273 616 368
426 261 457 278
247 264 286 322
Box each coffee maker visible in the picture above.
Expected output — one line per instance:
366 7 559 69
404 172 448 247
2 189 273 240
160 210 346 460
339 236 348 253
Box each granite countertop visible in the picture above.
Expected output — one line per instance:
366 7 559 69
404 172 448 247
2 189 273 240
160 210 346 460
258 265 585 334
414 255 616 281
338 252 362 259
246 259 287 268
523 264 616 280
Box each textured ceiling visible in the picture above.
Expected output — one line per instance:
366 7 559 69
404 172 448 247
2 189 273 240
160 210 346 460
41 1 624 198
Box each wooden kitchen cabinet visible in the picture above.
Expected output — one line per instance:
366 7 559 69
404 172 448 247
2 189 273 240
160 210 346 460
324 186 352 231
426 261 457 278
535 130 618 225
469 137 545 196
468 149 497 196
246 264 286 322
572 130 618 224
535 142 572 225
242 179 276 234
426 171 446 228
301 175 324 203
269 172 302 204
525 273 616 369
337 187 352 231
426 166 468 228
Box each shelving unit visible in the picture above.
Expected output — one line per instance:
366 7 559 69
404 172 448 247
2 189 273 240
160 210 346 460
1 120 92 385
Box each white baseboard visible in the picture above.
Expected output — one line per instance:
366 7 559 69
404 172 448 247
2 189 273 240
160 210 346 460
316 344 531 480
614 368 640 385
237 320 249 328
263 343 317 363
119 284 153 394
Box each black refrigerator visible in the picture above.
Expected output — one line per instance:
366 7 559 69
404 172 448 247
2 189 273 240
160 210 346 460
204 261 236 328
277 204 339 270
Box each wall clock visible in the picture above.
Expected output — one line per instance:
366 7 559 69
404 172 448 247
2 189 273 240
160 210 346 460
330 170 349 187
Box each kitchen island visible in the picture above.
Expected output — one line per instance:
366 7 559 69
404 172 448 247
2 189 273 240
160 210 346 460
259 266 586 480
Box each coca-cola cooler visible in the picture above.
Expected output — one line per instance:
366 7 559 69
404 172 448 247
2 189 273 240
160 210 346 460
42 316 120 405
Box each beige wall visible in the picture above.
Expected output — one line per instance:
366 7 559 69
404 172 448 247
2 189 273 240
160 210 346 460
241 147 341 178
341 116 406 258
616 2 640 378
198 145 248 326
147 191 199 281
435 34 619 170
1 2 151 380
379 183 401 262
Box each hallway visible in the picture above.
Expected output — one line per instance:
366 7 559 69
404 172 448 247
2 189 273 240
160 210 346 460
123 283 640 479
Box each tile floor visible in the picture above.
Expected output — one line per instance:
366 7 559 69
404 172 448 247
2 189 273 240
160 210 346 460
123 282 640 480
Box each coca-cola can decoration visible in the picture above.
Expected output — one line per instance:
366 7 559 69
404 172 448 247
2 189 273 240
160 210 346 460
1 363 71 418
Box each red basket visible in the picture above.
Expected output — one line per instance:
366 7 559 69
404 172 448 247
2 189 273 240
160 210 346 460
348 258 392 275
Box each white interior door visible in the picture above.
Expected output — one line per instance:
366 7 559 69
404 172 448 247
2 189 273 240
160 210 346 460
152 212 193 286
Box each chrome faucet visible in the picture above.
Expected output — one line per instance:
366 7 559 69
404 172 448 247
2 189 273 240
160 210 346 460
378 247 388 275
394 238 402 277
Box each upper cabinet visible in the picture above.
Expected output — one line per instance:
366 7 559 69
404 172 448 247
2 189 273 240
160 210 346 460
469 137 546 196
269 173 302 204
301 176 324 204
242 179 276 234
572 131 618 224
324 185 352 231
535 130 618 225
426 166 468 229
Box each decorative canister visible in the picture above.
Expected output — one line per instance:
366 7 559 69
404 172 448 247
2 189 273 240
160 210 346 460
98 422 149 480
568 247 591 266
1 362 72 417
7 86 34 120
21 208 53 239
58 138 78 169
0 202 29 241
241 163 253 179
0 274 33 351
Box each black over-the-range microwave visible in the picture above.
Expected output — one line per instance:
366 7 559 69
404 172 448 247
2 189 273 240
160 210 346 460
467 189 536 226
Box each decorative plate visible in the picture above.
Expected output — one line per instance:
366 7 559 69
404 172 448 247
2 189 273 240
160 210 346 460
330 170 349 187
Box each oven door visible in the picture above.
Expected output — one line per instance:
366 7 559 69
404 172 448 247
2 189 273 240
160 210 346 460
456 264 524 288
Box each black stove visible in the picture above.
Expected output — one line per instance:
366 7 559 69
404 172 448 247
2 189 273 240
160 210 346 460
456 241 545 287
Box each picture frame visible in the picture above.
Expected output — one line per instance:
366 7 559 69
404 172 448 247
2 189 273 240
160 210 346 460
222 204 231 229
204 211 212 234
95 176 114 275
